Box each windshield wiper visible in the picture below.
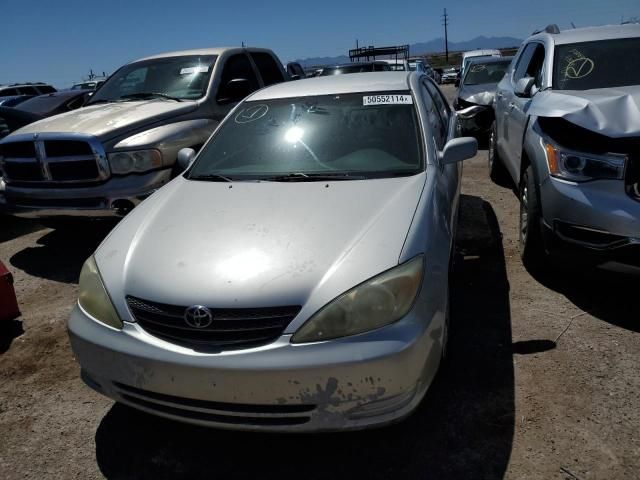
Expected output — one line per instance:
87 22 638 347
189 173 233 182
263 172 365 182
119 92 183 102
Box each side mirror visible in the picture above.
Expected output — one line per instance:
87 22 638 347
515 77 536 98
217 78 251 104
176 148 196 171
439 137 478 165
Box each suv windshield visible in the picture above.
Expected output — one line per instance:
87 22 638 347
88 55 217 104
463 60 510 85
187 92 422 181
553 38 640 90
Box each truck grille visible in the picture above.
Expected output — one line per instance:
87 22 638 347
0 135 108 184
126 296 301 351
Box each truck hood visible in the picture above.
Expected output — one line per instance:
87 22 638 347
95 175 426 329
458 83 499 106
528 85 640 137
12 99 198 141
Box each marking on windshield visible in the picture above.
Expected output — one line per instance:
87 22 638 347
234 104 269 124
565 57 594 79
363 95 413 106
470 64 487 73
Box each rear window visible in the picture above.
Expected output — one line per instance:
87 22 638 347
187 91 422 180
37 85 56 94
553 37 640 90
250 52 285 86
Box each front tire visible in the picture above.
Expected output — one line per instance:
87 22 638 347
519 165 547 269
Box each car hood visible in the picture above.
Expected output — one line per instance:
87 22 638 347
528 85 640 137
96 174 426 330
458 83 498 106
11 99 198 141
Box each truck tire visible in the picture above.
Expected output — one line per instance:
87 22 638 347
519 165 547 269
488 121 507 183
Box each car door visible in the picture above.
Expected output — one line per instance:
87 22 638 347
422 79 460 233
503 43 546 180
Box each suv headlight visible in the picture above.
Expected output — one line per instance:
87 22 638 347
543 141 627 182
108 149 162 175
291 255 424 344
78 256 122 329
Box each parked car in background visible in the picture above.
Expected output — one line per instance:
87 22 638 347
490 23 640 272
0 83 56 97
0 47 288 221
71 80 106 91
16 90 92 118
68 71 477 432
318 61 391 75
0 95 34 107
460 49 501 82
0 107 41 140
441 68 459 84
286 62 306 79
454 56 512 137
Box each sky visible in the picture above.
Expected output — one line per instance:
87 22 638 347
2 0 638 88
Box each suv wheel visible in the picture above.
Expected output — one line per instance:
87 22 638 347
488 121 506 183
519 165 547 269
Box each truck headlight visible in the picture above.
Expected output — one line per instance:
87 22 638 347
78 256 122 329
291 255 424 344
543 141 627 182
108 149 162 175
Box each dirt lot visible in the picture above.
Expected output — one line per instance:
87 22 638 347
1 85 639 479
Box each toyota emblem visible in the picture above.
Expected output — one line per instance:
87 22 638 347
184 305 213 329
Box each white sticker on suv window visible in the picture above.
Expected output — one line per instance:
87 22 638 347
180 66 209 75
363 95 413 106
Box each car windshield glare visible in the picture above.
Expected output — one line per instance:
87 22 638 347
463 61 510 85
187 92 423 181
553 38 640 90
88 55 217 104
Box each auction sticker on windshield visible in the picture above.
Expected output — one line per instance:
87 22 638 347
363 95 413 106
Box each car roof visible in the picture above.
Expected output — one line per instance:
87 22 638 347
249 72 412 100
133 47 273 63
466 56 513 65
530 23 640 45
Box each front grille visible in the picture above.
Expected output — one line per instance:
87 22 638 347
0 136 105 183
126 296 301 351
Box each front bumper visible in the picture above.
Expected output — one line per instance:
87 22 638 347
540 176 640 271
455 104 493 134
68 302 442 432
0 169 171 219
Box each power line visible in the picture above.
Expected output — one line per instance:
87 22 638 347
442 8 449 62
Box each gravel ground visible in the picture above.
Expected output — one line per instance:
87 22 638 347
0 85 638 479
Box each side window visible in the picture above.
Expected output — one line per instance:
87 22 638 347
218 54 259 98
250 52 284 87
19 87 39 95
37 85 56 94
0 88 18 97
424 80 450 127
513 43 546 87
421 81 447 150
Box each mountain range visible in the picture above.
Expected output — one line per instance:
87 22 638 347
293 35 522 67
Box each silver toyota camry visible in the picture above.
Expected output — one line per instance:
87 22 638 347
68 72 477 432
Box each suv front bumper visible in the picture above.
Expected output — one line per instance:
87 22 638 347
0 169 171 219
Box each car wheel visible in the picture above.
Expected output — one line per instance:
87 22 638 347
519 165 547 269
488 121 506 183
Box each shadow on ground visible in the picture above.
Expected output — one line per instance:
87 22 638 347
0 319 24 354
95 195 515 480
0 215 44 244
530 266 640 333
9 221 116 283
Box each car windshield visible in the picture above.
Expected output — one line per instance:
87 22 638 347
320 64 389 75
88 55 217 104
553 37 640 90
463 60 510 85
187 92 423 181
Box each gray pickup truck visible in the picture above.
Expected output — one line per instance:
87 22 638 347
0 47 287 219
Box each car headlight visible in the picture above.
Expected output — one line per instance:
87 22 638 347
291 255 424 344
108 149 162 175
78 256 122 329
543 141 627 182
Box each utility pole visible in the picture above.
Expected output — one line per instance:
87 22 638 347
442 8 449 63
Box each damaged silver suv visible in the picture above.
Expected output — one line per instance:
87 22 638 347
490 23 640 272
